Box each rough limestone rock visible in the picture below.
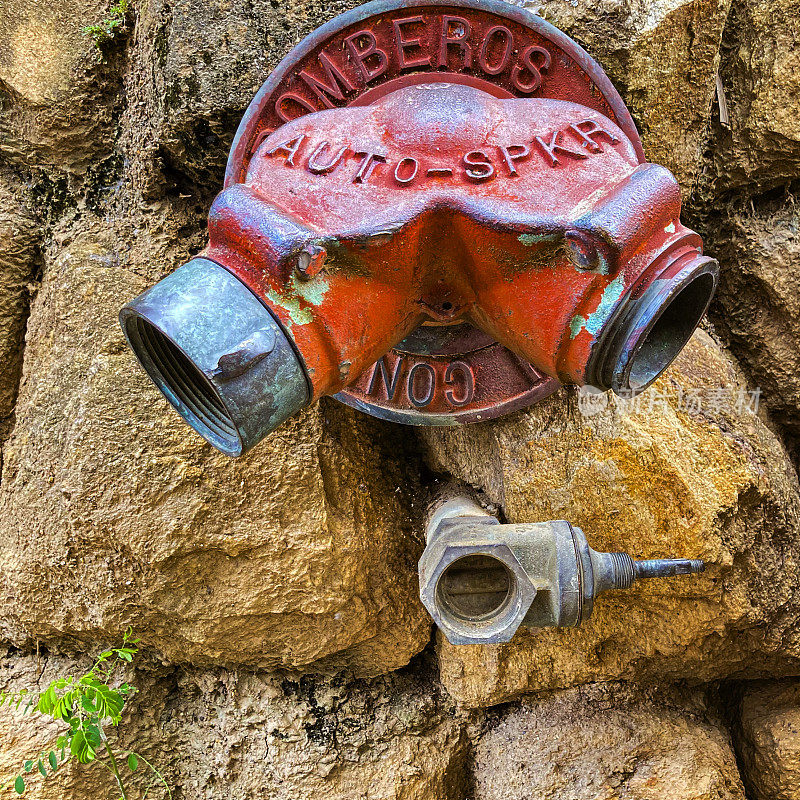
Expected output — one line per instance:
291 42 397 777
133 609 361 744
0 0 119 173
519 0 732 192
120 0 358 199
0 649 469 800
167 666 468 800
0 170 37 419
0 223 430 677
422 330 800 706
472 683 746 800
710 0 800 193
736 681 800 800
707 192 800 440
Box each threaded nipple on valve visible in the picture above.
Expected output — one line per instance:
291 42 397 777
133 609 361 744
609 552 636 589
606 554 704 590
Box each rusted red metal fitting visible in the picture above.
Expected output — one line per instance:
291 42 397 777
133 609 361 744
120 0 717 455
210 87 715 395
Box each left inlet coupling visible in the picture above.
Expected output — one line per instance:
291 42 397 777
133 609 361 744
419 494 705 645
120 257 309 456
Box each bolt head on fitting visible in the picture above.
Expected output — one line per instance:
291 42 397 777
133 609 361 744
419 538 536 646
119 257 310 456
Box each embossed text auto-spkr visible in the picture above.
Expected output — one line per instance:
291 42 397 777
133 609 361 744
259 118 620 186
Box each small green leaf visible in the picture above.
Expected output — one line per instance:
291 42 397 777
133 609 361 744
70 730 96 764
117 651 133 662
70 731 85 754
80 695 97 714
36 687 56 715
23 761 33 773
37 760 47 777
127 753 138 771
48 751 58 771
85 725 103 748
14 776 24 795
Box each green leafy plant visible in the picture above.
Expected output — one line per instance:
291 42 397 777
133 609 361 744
83 0 133 48
0 629 170 799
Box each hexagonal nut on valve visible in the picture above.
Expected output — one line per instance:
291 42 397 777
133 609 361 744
419 538 536 645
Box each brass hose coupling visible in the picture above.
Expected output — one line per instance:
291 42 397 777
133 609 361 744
419 494 704 645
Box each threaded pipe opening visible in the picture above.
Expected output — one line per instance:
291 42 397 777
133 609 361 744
436 554 513 623
124 313 242 454
585 256 718 395
625 270 716 392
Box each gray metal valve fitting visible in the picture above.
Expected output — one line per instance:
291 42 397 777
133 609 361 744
419 494 705 645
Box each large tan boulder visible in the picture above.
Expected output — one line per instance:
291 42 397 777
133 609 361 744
0 650 468 800
0 170 37 418
699 4 800 419
472 683 746 800
710 0 800 193
708 192 800 437
523 0 732 193
736 681 800 800
171 667 468 800
0 222 430 677
421 330 800 706
0 0 118 172
120 0 362 197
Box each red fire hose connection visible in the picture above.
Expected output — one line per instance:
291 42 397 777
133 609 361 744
120 0 717 455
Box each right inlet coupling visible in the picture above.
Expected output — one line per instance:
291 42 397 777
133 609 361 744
419 495 705 645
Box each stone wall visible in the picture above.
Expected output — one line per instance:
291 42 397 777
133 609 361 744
1 0 799 797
